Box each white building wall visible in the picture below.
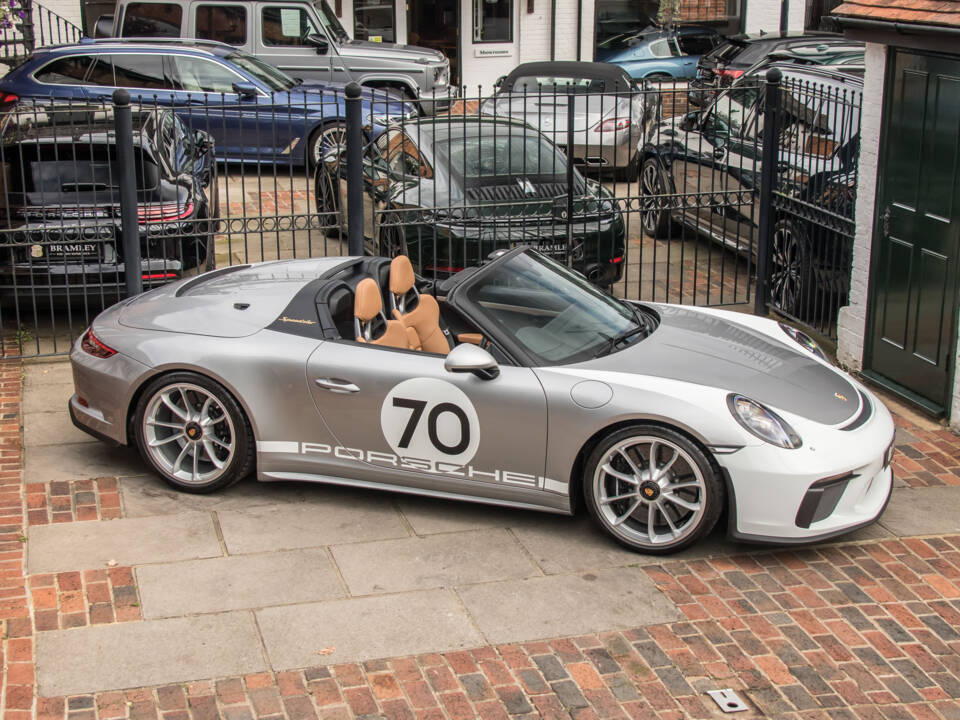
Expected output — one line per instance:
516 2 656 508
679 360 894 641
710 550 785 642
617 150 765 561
836 42 886 374
37 0 83 30
743 0 803 34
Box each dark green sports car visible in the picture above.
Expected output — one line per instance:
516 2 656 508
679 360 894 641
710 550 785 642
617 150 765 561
315 116 626 286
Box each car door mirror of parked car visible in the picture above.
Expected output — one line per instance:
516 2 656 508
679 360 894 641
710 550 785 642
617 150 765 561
304 33 329 54
232 82 258 99
444 343 500 380
679 111 700 132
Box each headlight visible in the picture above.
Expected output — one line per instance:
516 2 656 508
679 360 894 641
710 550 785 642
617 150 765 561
780 322 827 361
727 394 802 449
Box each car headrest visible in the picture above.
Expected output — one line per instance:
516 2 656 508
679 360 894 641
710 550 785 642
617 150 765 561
389 255 416 295
354 278 383 323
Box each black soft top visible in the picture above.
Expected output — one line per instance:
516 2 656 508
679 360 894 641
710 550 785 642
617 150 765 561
499 61 635 93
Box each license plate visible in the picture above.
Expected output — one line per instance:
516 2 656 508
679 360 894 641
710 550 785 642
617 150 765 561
511 240 566 256
46 243 99 259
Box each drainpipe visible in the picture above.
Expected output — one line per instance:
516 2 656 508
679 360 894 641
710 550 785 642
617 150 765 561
779 0 789 33
576 0 582 60
550 0 556 60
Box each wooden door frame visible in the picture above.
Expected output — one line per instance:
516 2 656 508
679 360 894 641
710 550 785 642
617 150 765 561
862 46 960 416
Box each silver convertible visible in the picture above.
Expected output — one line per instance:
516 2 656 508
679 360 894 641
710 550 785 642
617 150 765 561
70 249 895 554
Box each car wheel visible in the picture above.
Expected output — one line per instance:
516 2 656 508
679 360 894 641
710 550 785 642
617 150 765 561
584 425 723 554
377 211 407 257
134 372 254 494
640 158 672 239
771 218 813 318
315 164 344 238
308 122 347 171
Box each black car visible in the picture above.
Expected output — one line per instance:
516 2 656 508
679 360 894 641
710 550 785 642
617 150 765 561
639 64 861 322
688 32 845 106
0 103 217 301
316 116 626 287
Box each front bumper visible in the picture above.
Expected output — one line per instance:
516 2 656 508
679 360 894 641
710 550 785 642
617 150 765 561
417 85 459 115
717 384 896 544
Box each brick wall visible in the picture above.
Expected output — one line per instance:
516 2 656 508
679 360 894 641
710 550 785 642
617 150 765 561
678 0 728 22
836 43 886 373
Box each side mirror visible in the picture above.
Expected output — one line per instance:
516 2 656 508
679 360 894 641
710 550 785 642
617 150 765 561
232 82 258 99
494 75 506 91
305 33 329 54
444 343 500 380
94 14 114 38
679 110 699 131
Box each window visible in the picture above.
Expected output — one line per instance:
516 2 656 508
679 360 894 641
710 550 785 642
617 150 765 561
109 54 171 90
354 0 394 42
173 56 244 93
120 2 182 37
509 75 604 93
196 5 247 45
34 56 94 85
648 38 680 58
472 0 511 43
261 7 319 46
677 34 717 56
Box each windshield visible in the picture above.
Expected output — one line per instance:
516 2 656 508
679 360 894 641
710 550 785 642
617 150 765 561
312 0 349 41
464 251 641 364
226 52 296 91
438 130 567 178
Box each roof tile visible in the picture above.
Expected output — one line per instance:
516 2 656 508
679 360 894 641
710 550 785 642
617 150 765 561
833 0 960 28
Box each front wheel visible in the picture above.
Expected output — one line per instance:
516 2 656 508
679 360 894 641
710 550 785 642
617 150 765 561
584 425 723 554
134 372 254 494
640 158 673 239
315 165 344 238
308 122 347 171
770 218 813 318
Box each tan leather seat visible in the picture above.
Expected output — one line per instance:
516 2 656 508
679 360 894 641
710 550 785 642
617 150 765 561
354 277 418 350
389 255 451 355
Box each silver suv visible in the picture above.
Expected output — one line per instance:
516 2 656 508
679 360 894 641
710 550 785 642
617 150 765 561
97 0 456 112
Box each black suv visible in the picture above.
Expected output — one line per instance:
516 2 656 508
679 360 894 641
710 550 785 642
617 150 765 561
0 103 217 302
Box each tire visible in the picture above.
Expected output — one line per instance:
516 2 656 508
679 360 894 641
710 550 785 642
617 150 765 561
133 372 254 494
640 157 673 239
770 218 813 319
315 163 344 238
307 121 347 171
583 425 723 554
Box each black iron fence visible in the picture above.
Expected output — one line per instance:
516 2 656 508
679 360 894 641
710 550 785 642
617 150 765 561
0 69 861 357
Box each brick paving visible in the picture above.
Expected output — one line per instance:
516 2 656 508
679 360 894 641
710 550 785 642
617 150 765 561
5 356 960 718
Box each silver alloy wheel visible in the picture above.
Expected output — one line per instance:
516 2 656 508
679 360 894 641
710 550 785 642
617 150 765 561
313 123 347 166
640 162 662 234
771 223 804 315
317 167 342 232
142 383 236 486
592 435 706 547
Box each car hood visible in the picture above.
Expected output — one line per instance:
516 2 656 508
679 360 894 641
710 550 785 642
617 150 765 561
116 258 348 337
481 94 622 132
338 38 446 64
571 304 858 425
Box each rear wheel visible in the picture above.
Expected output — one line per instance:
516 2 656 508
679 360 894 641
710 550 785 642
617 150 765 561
377 211 407 257
584 425 723 554
771 218 813 318
134 372 254 494
315 164 344 238
308 122 347 171
640 157 673 238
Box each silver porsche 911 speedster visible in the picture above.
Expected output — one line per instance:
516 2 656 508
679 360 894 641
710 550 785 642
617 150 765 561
70 248 895 554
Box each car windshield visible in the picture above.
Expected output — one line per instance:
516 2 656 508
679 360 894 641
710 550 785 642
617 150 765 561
464 251 644 365
312 0 349 41
436 127 568 178
226 52 296 91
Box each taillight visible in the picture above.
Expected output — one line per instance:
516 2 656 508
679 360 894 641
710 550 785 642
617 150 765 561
80 329 116 358
142 272 180 280
137 202 194 222
0 93 19 104
609 255 624 264
595 117 632 133
716 69 743 81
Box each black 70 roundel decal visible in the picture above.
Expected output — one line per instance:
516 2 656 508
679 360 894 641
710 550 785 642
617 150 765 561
381 379 480 464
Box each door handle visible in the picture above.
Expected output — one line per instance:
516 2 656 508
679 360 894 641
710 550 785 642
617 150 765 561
881 206 891 237
315 377 359 394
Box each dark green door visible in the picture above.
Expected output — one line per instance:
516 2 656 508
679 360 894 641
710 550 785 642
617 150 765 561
866 49 960 413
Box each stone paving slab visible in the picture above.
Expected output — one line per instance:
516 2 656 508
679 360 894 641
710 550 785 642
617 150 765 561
23 360 74 387
120 475 318 518
256 589 483 668
395 495 541 535
456 566 682 645
27 511 222 573
36 612 267 696
136 548 345 619
24 410 97 447
331 528 540 595
877 485 960 536
22 379 73 414
217 497 410 554
25 441 147 484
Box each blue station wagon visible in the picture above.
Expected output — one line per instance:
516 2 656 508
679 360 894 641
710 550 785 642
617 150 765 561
0 39 416 166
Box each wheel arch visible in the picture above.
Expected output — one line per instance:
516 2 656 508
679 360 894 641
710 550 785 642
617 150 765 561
124 365 260 449
360 78 418 99
567 417 724 515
